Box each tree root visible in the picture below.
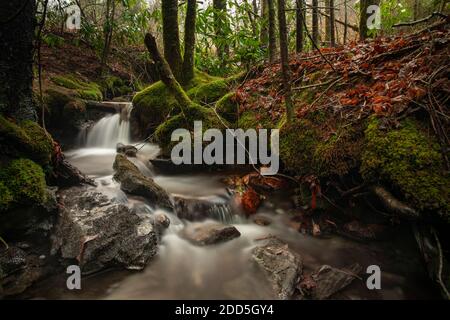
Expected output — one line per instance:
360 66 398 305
370 186 419 220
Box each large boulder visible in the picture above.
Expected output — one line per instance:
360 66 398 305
113 154 173 209
251 237 302 300
181 222 241 246
51 186 159 273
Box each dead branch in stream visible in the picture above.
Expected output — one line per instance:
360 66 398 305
371 186 419 220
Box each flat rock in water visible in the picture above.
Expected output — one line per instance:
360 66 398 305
251 237 302 300
51 186 159 274
113 154 173 209
303 263 362 300
181 222 241 246
174 196 233 222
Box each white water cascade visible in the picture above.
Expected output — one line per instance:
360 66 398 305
85 102 132 148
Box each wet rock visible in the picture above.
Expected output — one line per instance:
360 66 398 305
0 247 47 297
113 154 173 209
181 222 241 246
155 213 171 229
116 143 138 157
252 215 272 226
341 221 387 241
299 263 362 300
251 237 302 300
174 196 234 222
51 186 159 274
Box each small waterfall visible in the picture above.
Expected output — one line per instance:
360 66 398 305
86 103 132 148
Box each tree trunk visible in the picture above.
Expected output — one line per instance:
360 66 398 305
296 0 304 53
325 0 330 43
329 0 335 46
312 0 320 46
344 0 348 44
162 0 183 81
260 0 268 45
101 0 115 74
0 0 37 121
359 0 379 41
213 0 228 64
144 33 192 109
277 0 294 124
268 0 277 63
181 0 197 85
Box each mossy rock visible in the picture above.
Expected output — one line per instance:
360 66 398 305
0 182 13 212
187 79 230 105
154 103 228 155
0 159 47 211
361 116 450 218
51 75 103 101
0 116 53 166
131 71 224 139
215 92 239 123
279 120 320 176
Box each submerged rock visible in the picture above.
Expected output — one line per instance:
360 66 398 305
51 186 159 273
181 222 241 246
116 143 138 157
174 196 234 222
299 263 362 300
113 154 173 209
251 237 302 300
0 246 50 297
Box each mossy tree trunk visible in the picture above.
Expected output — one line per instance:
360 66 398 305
144 33 192 109
268 0 277 63
295 0 304 53
277 0 294 124
162 0 183 81
0 0 37 121
181 0 197 85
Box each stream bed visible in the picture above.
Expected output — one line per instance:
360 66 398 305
20 104 438 300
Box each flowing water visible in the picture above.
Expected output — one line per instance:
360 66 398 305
22 104 438 300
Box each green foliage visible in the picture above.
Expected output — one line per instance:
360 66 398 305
42 33 65 48
361 117 449 215
0 159 47 209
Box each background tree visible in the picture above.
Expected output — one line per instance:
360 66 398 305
162 0 183 80
213 0 229 66
267 0 277 63
296 0 304 53
181 0 197 84
101 0 116 73
312 0 320 45
0 0 37 120
329 0 335 46
277 0 294 124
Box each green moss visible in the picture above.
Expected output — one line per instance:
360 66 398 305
0 116 53 166
154 103 227 155
131 71 225 138
0 182 13 212
215 92 239 123
0 159 47 208
279 120 320 176
187 79 229 105
361 116 449 216
51 75 103 101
